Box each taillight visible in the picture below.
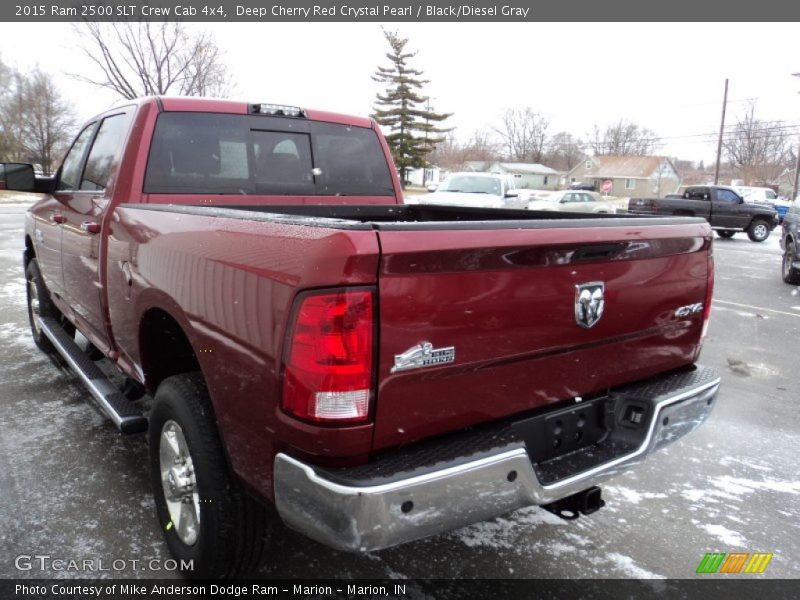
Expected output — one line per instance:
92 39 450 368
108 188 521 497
282 289 374 423
701 244 714 342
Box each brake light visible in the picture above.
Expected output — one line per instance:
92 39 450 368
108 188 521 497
282 289 374 423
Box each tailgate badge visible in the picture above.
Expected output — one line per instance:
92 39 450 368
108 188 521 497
575 282 605 329
391 341 455 373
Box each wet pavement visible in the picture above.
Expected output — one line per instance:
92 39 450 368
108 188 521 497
0 201 798 579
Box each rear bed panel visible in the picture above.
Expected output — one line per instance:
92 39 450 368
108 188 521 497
373 223 711 450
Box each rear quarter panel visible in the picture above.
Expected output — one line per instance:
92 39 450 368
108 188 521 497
107 206 381 501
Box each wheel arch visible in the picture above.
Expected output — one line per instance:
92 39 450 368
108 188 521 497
748 215 770 227
138 305 203 396
23 235 35 267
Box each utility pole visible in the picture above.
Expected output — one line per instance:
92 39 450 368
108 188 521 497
793 74 800 200
714 78 729 185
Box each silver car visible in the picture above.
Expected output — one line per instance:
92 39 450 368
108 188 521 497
527 190 617 214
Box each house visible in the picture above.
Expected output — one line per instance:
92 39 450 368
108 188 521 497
566 155 681 197
404 165 442 187
463 161 562 190
486 162 562 190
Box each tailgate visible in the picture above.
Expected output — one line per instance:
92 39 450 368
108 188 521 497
373 221 711 450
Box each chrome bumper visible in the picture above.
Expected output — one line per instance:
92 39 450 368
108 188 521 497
274 366 720 553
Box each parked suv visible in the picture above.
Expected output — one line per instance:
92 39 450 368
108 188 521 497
413 172 527 209
780 197 800 284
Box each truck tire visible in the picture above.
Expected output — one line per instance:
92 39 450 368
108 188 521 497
716 230 736 239
782 240 800 284
747 219 770 242
148 372 269 578
26 259 60 353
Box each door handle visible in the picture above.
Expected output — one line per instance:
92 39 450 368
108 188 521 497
80 221 101 234
52 213 66 224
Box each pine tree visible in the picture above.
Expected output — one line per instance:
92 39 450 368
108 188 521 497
371 29 451 188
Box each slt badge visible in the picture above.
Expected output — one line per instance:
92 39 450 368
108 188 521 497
575 282 605 329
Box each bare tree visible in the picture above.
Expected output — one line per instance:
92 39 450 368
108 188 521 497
0 55 20 161
463 130 500 162
546 131 584 170
494 108 549 163
723 102 792 185
0 68 27 162
591 119 659 155
18 69 77 174
74 22 232 99
430 130 500 170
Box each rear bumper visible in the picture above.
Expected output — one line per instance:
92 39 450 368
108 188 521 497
274 365 720 553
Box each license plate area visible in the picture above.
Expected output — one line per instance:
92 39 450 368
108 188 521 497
512 397 613 463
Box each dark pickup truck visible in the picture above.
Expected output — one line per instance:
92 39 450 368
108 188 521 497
2 96 720 578
629 185 779 242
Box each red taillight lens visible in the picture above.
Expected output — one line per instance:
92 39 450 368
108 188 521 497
282 289 374 423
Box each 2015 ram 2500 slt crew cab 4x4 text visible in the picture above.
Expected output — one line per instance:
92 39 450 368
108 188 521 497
3 97 720 577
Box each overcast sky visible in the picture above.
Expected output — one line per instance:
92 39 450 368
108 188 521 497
1 22 800 162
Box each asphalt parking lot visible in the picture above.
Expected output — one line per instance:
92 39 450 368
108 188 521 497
0 200 798 580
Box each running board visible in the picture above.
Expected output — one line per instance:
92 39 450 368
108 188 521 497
39 316 148 434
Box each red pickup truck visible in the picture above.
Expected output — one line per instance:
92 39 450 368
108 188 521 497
5 97 720 577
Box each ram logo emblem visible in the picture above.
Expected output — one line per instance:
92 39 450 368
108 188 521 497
575 282 605 329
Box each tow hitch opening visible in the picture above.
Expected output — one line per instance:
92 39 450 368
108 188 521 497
542 486 605 520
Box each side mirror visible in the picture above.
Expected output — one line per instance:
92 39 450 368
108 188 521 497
426 184 438 192
0 163 36 192
505 189 519 198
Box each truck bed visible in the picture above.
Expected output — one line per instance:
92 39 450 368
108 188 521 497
119 202 712 455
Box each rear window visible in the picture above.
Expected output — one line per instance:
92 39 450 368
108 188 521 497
143 112 394 196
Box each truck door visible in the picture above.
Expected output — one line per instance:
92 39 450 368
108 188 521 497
58 110 133 351
33 123 98 299
712 188 749 229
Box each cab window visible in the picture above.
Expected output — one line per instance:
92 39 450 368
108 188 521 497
57 124 96 191
80 112 132 192
685 188 710 200
716 189 741 203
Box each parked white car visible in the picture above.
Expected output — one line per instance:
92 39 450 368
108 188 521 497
412 172 528 209
527 190 617 214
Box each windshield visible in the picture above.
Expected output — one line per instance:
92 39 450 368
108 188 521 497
438 175 503 196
